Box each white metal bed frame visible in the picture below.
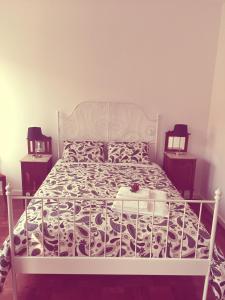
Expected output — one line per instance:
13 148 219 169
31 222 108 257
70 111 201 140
6 102 221 300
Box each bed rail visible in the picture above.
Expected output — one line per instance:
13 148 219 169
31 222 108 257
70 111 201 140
6 185 221 300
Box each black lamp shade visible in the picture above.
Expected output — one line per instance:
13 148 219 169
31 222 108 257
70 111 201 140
173 124 188 137
27 127 44 140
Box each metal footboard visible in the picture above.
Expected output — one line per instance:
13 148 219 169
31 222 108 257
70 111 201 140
6 185 221 300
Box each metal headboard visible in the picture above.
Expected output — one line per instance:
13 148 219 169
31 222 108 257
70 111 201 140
57 101 159 161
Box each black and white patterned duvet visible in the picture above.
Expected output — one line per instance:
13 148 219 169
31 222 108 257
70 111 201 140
0 160 225 299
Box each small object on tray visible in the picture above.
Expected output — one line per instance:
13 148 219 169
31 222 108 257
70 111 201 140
130 183 140 192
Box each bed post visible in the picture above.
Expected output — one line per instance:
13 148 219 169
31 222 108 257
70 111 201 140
155 113 159 162
106 101 110 142
6 184 18 300
57 110 60 159
202 188 221 300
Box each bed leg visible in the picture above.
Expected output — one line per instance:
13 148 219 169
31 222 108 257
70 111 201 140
6 184 18 300
202 273 209 300
11 269 18 300
202 189 221 300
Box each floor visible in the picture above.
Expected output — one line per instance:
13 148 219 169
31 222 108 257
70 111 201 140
0 197 223 300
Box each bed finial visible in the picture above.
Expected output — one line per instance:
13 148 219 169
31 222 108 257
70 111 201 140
6 183 11 196
214 188 222 202
57 110 60 159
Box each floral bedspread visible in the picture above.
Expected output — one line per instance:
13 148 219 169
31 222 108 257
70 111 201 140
0 160 225 299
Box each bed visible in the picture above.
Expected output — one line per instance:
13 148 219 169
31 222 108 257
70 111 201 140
1 102 225 300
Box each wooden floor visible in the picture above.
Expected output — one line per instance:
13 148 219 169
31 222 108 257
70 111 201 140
0 197 224 300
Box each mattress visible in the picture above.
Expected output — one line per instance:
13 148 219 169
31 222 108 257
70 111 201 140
0 159 225 299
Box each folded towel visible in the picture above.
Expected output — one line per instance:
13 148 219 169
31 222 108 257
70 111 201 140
147 201 168 217
112 186 149 213
116 186 150 200
149 190 167 200
112 200 147 214
112 187 168 217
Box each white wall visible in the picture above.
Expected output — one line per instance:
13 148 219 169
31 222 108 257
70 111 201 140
203 3 225 220
0 0 222 192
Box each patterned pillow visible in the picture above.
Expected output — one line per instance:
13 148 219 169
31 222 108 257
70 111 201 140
107 141 150 164
62 141 105 163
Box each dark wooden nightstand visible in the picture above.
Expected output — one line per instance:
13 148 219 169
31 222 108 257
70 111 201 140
163 152 197 199
20 154 53 196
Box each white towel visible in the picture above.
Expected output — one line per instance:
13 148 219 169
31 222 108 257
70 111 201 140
147 201 168 217
116 186 150 200
112 186 168 217
113 186 149 213
148 190 168 216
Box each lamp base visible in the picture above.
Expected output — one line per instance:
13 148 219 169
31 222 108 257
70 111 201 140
32 153 42 158
175 151 185 156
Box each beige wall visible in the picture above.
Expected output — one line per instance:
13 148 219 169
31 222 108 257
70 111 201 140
0 0 223 191
204 3 225 221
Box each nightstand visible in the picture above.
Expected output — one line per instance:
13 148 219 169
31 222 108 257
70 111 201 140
163 152 197 199
20 154 53 196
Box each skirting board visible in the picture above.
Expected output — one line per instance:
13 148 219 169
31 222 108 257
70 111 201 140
11 189 23 195
0 189 22 196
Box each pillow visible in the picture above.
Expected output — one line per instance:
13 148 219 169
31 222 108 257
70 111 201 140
107 141 150 164
62 141 105 163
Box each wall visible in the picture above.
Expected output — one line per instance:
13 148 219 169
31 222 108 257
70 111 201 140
203 3 225 221
0 0 222 192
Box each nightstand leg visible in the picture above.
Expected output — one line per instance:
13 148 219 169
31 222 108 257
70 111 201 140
2 176 7 203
